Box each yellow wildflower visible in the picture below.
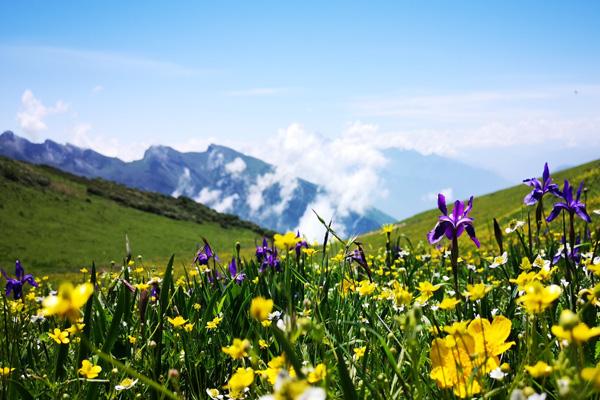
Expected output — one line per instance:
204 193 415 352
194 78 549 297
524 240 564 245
525 361 553 378
582 363 600 390
78 359 102 379
381 224 394 234
273 232 301 249
227 367 254 399
66 323 85 335
307 363 327 383
41 282 93 321
463 283 491 301
259 339 269 349
222 338 251 360
517 282 561 314
438 297 460 310
0 367 15 377
128 336 137 344
250 297 274 321
354 346 366 360
551 323 600 344
115 378 138 391
167 316 187 328
431 316 514 398
184 323 194 332
418 281 441 298
302 248 317 256
206 316 223 330
357 280 377 296
48 328 70 344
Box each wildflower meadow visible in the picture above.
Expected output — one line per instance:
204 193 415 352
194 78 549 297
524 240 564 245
2 162 600 400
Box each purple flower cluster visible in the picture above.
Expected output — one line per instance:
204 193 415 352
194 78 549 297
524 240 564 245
256 238 281 272
1 260 38 299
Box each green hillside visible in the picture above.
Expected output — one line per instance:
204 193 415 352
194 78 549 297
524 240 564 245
0 156 272 276
360 159 600 250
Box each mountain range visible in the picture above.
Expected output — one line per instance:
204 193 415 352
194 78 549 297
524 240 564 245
0 131 510 236
0 131 394 235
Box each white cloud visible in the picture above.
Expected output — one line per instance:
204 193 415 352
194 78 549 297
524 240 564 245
423 188 453 203
243 122 389 238
349 86 600 157
296 195 341 241
195 187 222 204
171 167 194 198
246 169 299 217
16 90 68 136
212 194 239 213
92 85 104 94
224 157 247 175
194 187 239 213
70 123 149 161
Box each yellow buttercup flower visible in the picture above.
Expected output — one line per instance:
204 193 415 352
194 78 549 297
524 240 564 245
307 363 327 383
431 316 514 398
438 297 460 310
206 316 223 330
227 367 254 399
354 346 366 360
357 280 377 296
66 323 85 335
41 282 93 321
222 338 251 360
463 283 491 301
582 363 600 390
250 297 274 321
551 323 600 344
381 224 394 234
48 328 70 344
184 323 194 332
259 339 269 349
0 367 15 377
517 282 561 314
78 359 102 379
525 361 553 378
273 232 301 249
167 316 188 328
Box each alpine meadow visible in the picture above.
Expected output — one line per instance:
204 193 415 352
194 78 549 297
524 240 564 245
2 2 600 400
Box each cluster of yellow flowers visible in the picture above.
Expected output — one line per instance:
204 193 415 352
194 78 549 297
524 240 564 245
430 316 514 398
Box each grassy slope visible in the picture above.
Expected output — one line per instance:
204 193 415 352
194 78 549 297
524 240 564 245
360 158 600 250
0 157 268 276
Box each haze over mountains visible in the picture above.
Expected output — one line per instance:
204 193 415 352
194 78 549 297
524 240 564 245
0 131 509 237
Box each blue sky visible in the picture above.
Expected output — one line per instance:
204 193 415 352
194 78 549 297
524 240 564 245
1 1 599 186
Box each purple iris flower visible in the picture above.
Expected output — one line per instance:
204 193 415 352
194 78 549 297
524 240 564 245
194 243 214 265
1 260 38 299
294 232 308 257
228 257 246 284
522 162 560 205
553 235 581 264
427 194 480 248
255 238 281 272
256 238 269 261
546 180 592 223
